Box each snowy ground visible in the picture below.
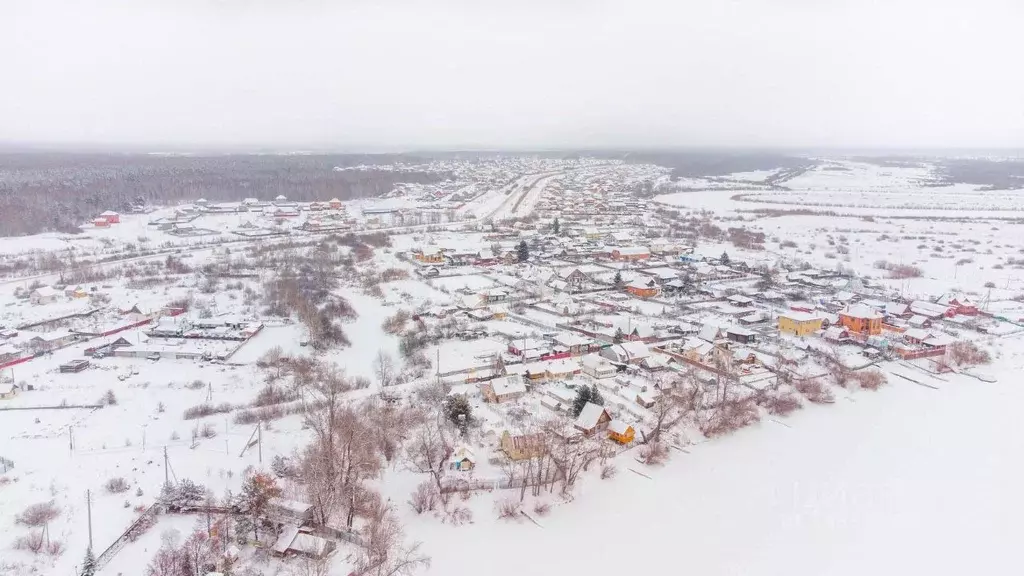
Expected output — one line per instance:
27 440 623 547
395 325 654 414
3 154 1022 576
395 357 1023 576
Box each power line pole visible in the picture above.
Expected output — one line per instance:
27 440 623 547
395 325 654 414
257 422 262 464
163 446 169 486
86 490 93 550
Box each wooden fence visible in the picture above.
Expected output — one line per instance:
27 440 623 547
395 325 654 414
91 503 162 573
0 457 13 473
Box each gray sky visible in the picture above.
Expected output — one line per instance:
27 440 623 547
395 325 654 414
3 0 1022 150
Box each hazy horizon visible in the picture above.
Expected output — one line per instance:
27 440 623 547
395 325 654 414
4 0 1023 150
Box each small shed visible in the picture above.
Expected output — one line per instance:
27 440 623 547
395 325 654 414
450 446 476 471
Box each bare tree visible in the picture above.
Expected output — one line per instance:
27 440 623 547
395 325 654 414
374 350 396 389
404 416 454 498
543 423 602 495
355 501 431 576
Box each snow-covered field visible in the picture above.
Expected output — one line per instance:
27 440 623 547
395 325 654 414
2 153 1022 576
399 362 1023 576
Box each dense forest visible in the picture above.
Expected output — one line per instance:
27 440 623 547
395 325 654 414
0 153 447 236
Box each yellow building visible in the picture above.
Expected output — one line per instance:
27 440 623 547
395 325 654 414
413 246 444 264
778 312 823 336
608 420 635 444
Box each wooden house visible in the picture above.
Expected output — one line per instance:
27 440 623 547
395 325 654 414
413 246 444 264
500 430 546 460
839 304 883 335
100 210 121 224
30 286 58 305
626 277 660 298
450 446 476 471
725 326 757 344
611 247 651 261
600 341 650 364
607 419 635 444
480 374 527 403
0 344 22 364
581 354 617 379
574 402 612 435
777 312 823 336
271 526 334 559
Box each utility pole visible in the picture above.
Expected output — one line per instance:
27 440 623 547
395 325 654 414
163 447 169 486
257 422 262 463
68 426 74 454
86 490 93 550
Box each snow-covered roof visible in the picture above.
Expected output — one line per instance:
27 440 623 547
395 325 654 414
608 419 632 435
32 329 74 342
841 304 882 320
575 402 609 430
885 302 909 316
452 446 476 463
32 286 57 298
904 328 934 341
612 341 651 361
488 374 526 396
697 323 721 342
614 246 650 256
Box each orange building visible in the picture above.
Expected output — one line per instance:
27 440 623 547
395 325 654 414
611 247 651 261
625 277 660 299
839 304 883 335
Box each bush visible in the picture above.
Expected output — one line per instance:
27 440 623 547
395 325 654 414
496 498 521 520
533 502 551 516
183 402 233 420
888 264 923 279
106 477 130 494
16 501 60 527
408 481 439 514
795 378 834 404
852 370 887 391
600 464 618 479
198 422 218 438
639 441 669 465
701 400 760 438
948 341 991 366
444 506 473 525
758 389 802 416
13 531 45 554
103 389 118 406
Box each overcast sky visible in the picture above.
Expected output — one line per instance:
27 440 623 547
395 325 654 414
2 0 1022 150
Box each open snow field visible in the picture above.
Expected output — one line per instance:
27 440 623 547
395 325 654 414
397 364 1023 576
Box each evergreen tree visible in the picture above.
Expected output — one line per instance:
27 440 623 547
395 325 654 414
571 385 605 417
443 394 473 433
613 328 626 344
516 240 529 262
552 218 560 235
81 547 96 576
613 270 623 288
720 251 730 265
